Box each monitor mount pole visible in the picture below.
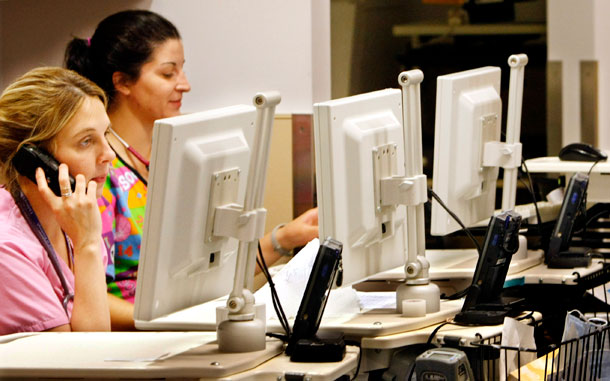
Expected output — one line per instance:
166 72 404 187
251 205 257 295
502 54 528 211
395 70 440 314
217 91 281 353
501 54 528 260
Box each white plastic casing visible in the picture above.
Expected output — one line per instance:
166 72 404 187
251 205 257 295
134 105 256 324
314 89 408 286
431 67 502 236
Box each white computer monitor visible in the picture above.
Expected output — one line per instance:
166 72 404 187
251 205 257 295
314 89 408 286
134 105 257 325
430 66 503 236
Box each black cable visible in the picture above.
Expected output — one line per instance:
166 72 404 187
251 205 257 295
405 321 454 380
266 332 289 341
426 321 452 346
572 161 601 241
579 160 603 235
257 241 291 338
428 187 482 255
428 187 480 300
584 204 610 228
442 287 470 300
520 158 543 234
257 256 290 337
517 177 544 239
587 159 603 178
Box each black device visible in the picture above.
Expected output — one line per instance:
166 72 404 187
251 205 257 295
12 145 75 197
559 142 607 162
287 237 344 362
546 172 592 269
454 210 523 325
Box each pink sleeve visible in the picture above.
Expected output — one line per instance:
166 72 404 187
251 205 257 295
0 240 69 334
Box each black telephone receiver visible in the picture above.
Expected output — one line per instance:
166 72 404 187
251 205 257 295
12 145 76 197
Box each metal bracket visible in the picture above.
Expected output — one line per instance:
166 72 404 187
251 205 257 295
373 143 399 211
204 168 241 243
373 143 428 208
483 141 523 169
213 206 267 243
380 174 428 207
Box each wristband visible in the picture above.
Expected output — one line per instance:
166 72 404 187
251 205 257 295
271 223 292 256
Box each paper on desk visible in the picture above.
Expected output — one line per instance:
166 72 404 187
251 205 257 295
0 332 215 366
255 238 361 320
356 291 396 310
499 317 536 381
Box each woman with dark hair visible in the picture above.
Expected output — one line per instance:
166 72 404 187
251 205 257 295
65 10 318 330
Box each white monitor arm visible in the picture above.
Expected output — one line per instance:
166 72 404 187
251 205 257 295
216 92 281 353
394 70 440 314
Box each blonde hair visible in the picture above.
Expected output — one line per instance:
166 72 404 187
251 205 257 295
0 67 107 193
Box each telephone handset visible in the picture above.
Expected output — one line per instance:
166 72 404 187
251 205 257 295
12 145 76 197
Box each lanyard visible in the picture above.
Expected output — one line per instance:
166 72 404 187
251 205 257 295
108 128 150 169
12 188 74 316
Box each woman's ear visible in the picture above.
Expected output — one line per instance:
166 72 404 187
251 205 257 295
112 72 131 96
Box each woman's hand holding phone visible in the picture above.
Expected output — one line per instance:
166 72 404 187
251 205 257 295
36 162 111 332
35 164 101 251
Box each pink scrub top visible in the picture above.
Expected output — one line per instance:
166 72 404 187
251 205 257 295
0 187 107 334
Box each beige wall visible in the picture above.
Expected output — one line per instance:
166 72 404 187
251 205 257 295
254 114 294 290
264 115 294 232
0 0 150 89
0 0 312 235
0 0 330 114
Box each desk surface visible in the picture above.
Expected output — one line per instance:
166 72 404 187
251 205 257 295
374 249 604 286
524 155 610 173
140 294 463 339
506 259 607 286
0 332 359 380
524 155 610 203
368 249 544 281
360 311 542 350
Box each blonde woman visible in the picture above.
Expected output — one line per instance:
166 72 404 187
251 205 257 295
0 67 114 334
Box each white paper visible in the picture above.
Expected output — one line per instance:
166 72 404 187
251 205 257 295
255 238 361 321
499 317 536 381
356 291 396 310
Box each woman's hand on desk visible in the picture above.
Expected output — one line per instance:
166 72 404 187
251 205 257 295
256 208 319 273
275 207 319 251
